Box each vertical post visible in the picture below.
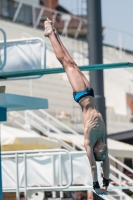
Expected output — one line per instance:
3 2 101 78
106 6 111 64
0 107 7 200
24 153 27 200
0 123 3 200
32 6 36 27
12 2 22 22
59 154 63 198
51 155 56 198
16 153 20 200
86 0 106 132
0 0 2 18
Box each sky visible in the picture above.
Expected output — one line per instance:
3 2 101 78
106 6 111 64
59 0 133 51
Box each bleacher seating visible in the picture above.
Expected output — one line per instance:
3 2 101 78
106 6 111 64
1 19 133 134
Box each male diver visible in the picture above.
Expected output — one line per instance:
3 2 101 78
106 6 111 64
44 18 110 195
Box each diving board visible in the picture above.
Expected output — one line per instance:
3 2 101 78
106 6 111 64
0 93 48 200
0 93 48 111
0 93 48 121
0 62 133 80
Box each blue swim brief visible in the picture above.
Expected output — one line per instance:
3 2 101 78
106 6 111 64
73 88 94 103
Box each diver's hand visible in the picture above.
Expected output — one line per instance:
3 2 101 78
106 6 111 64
95 188 108 195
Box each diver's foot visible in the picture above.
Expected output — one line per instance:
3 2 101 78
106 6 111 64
44 18 53 37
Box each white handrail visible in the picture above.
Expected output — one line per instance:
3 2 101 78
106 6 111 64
2 149 73 199
3 185 133 192
110 165 133 182
13 0 85 21
26 110 85 150
109 174 133 200
109 154 133 174
29 119 75 151
0 37 46 80
40 109 81 136
110 164 133 193
9 113 75 151
28 110 133 175
9 110 133 175
7 110 133 200
11 0 86 38
0 28 7 70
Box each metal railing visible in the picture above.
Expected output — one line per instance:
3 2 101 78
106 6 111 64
109 154 133 175
0 28 7 70
2 0 133 60
2 149 133 200
107 154 133 200
2 149 72 200
7 109 133 199
107 112 133 133
8 110 85 151
0 0 86 39
8 105 133 135
103 27 133 54
0 37 46 80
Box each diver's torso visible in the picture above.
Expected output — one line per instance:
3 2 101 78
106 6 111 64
79 96 106 146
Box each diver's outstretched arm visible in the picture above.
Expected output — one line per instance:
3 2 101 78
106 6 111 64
102 153 110 190
85 140 108 195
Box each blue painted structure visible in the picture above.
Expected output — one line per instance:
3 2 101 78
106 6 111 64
0 93 48 199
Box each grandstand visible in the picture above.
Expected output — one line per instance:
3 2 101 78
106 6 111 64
1 19 133 134
1 1 133 200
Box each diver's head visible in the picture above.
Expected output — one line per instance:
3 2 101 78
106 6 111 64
93 139 107 161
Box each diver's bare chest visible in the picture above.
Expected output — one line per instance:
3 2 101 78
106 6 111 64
83 113 105 142
84 112 103 129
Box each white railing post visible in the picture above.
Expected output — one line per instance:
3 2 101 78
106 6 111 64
16 153 20 200
0 28 7 70
24 153 28 200
13 1 23 22
2 149 73 191
52 11 58 24
61 14 71 37
51 155 56 198
59 154 63 198
46 115 50 133
32 6 36 28
74 20 83 39
34 7 45 29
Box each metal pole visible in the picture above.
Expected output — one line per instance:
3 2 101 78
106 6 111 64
86 0 107 131
0 0 2 19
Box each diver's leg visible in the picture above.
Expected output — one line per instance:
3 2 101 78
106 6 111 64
44 19 86 92
53 27 91 89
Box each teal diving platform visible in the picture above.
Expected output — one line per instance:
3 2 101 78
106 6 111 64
0 62 133 80
0 93 48 121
